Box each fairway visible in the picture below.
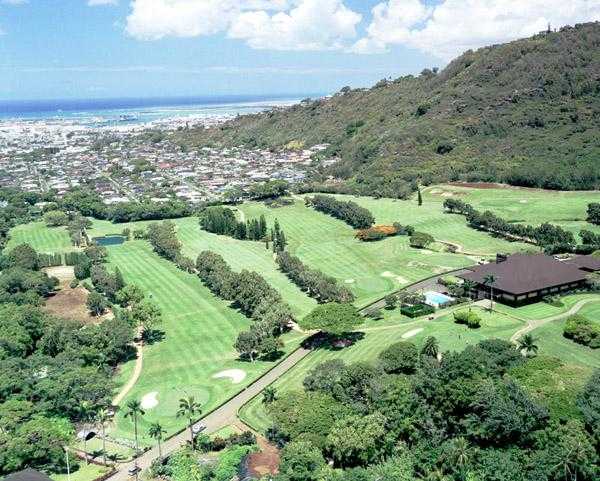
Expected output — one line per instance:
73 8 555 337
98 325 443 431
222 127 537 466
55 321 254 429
425 184 600 238
239 306 525 432
91 239 306 443
6 221 73 253
239 198 480 306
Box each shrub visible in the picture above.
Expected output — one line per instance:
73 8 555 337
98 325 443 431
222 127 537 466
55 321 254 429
69 279 79 289
409 232 435 248
454 309 481 328
563 315 600 348
401 304 434 318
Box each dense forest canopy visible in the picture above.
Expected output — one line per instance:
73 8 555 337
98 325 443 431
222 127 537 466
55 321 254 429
177 22 600 198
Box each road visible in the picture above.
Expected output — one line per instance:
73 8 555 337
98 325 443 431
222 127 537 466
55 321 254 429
108 347 311 481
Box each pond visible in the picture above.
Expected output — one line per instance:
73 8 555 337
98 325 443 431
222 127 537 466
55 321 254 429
93 235 126 246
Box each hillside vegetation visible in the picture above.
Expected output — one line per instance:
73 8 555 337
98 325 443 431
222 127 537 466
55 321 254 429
179 22 600 198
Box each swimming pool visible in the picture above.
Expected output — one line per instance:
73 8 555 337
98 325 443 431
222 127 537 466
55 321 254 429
424 291 454 307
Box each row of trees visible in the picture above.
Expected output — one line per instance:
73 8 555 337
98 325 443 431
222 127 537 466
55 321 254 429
306 195 375 229
276 252 354 303
199 206 268 241
444 198 576 248
267 338 600 481
195 251 294 361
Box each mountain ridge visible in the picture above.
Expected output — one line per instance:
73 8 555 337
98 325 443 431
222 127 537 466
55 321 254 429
177 22 600 198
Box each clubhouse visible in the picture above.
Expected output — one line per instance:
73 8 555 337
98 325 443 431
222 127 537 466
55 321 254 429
459 253 600 306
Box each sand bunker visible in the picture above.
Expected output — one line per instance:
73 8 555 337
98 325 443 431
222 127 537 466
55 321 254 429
141 391 158 409
402 328 424 339
212 369 247 384
344 279 355 284
519 199 528 203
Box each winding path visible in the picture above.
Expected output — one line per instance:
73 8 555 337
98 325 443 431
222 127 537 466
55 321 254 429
509 298 598 343
112 340 144 407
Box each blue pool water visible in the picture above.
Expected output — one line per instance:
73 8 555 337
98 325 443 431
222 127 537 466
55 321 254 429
425 291 454 307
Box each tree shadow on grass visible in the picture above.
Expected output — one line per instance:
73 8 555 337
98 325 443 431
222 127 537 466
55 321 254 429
301 331 365 351
142 329 166 345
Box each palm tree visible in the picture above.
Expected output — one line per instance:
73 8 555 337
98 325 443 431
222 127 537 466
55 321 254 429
262 386 277 404
421 336 440 359
483 274 497 310
95 408 111 465
77 401 93 464
148 422 166 459
448 437 470 480
177 396 201 449
462 280 476 298
124 399 145 454
517 334 539 357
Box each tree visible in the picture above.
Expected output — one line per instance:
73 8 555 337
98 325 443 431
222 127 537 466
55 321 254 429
235 328 262 362
95 408 110 465
409 232 435 249
577 369 600 445
5 244 39 271
278 441 327 481
177 396 201 449
130 300 162 340
378 341 419 374
124 399 145 453
43 210 68 227
417 188 423 206
262 386 277 404
516 334 539 357
483 274 497 310
299 303 363 338
421 336 440 359
326 412 387 467
116 284 145 307
148 422 166 458
384 294 397 309
446 437 471 481
86 291 108 316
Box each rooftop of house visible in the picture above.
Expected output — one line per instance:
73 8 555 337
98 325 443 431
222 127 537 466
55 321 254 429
3 468 54 481
459 254 597 295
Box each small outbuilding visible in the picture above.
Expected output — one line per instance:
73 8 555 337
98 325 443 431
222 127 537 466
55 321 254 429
459 254 600 305
3 469 54 481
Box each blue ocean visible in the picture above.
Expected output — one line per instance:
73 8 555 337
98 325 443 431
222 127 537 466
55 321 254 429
0 94 307 127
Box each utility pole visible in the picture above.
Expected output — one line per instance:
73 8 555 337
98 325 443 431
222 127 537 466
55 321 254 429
64 447 71 481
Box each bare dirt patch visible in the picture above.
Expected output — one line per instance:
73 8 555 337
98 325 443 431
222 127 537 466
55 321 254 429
44 265 75 282
244 434 280 478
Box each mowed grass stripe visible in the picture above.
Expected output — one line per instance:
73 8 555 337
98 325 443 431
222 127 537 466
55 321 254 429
102 241 302 443
7 222 74 253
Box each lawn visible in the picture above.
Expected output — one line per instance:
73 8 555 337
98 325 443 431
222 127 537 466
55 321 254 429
531 318 600 368
425 184 600 238
239 305 524 432
7 221 73 253
89 239 305 445
51 462 110 481
239 198 480 306
493 293 600 320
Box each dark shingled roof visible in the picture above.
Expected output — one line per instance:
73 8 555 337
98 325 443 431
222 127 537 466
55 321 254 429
566 255 600 271
459 254 588 295
3 469 54 481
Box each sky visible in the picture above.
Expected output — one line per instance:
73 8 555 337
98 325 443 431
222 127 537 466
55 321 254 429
1 0 600 101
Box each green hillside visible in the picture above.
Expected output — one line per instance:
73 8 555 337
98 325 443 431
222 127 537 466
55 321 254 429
178 22 600 198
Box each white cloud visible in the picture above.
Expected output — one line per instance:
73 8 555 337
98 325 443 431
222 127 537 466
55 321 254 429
354 0 600 60
88 0 118 6
125 0 361 51
229 0 362 51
